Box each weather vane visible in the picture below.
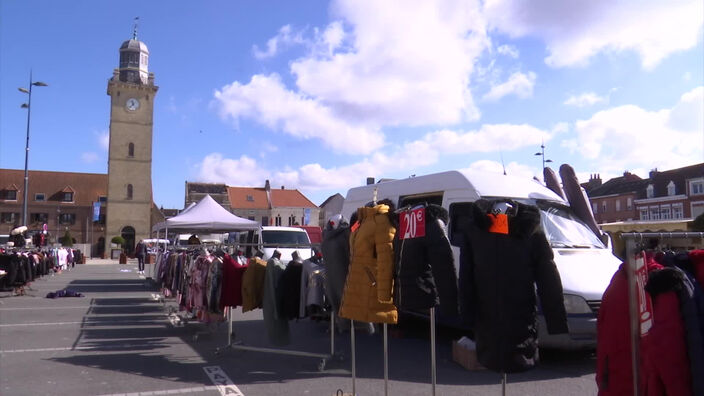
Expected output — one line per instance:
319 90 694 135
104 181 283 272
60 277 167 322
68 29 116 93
133 16 139 40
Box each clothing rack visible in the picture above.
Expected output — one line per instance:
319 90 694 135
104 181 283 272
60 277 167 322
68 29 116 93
620 231 704 396
215 302 338 371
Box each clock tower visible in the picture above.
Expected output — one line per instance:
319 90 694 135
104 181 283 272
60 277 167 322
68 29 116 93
105 29 158 255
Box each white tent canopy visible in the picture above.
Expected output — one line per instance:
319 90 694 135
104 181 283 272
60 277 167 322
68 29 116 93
152 194 259 233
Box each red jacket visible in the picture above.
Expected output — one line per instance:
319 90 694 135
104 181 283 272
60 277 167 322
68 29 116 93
219 254 248 310
597 254 692 395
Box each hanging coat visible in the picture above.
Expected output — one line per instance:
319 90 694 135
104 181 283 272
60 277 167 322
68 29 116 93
220 254 248 310
451 200 568 373
339 204 398 324
262 256 289 346
241 257 267 312
321 224 351 313
394 203 458 316
278 256 303 320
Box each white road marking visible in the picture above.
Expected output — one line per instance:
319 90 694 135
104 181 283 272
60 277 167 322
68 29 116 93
203 366 245 396
0 320 165 327
97 385 220 395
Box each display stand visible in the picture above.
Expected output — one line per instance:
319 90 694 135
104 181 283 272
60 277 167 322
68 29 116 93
430 307 437 396
620 231 704 396
216 304 337 371
351 319 356 396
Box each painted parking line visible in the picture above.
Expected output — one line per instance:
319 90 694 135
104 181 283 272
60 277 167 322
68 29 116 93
0 321 166 327
98 385 220 395
203 366 245 396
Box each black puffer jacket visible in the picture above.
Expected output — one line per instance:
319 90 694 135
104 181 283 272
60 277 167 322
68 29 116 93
451 199 568 373
394 204 458 316
321 225 350 313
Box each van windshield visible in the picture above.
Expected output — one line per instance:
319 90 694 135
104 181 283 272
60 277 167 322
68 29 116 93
537 202 605 249
261 230 310 247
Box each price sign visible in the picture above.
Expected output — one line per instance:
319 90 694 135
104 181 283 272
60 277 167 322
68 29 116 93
635 254 653 336
399 207 426 239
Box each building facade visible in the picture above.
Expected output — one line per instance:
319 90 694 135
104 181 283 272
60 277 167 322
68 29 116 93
0 170 107 253
587 163 704 224
104 33 159 254
318 193 345 225
184 180 320 227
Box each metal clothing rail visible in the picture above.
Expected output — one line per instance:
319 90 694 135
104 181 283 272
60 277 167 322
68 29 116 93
620 231 704 396
216 307 338 371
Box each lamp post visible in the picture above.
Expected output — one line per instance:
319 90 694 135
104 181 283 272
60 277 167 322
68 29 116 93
534 141 553 171
19 71 48 228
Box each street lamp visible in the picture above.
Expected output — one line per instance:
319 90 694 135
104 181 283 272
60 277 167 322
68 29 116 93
18 70 48 228
534 141 553 171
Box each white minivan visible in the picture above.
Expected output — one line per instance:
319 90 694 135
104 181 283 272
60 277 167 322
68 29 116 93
261 226 313 262
341 170 620 349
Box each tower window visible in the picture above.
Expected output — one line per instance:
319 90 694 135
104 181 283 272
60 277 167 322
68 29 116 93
127 184 133 200
128 142 134 157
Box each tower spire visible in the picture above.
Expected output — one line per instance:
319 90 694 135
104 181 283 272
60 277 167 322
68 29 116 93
132 16 139 40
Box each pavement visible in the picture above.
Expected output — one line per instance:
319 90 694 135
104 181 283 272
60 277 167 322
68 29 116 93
0 261 599 396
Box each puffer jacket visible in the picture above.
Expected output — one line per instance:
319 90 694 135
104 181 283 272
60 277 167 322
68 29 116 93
394 204 458 316
451 200 568 373
339 204 398 324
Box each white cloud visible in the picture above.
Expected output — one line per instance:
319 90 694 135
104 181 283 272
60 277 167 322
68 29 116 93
196 121 551 192
483 71 536 101
214 73 385 155
81 152 99 163
497 44 519 58
425 123 550 153
564 92 607 108
97 130 109 151
460 159 537 179
564 86 704 173
197 153 271 186
253 25 306 59
289 0 489 125
484 0 703 69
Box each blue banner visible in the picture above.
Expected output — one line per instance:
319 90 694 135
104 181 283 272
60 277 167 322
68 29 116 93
93 201 101 222
303 208 311 225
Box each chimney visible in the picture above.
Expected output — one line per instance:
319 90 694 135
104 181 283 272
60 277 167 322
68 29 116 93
281 186 285 190
264 180 270 192
366 177 375 185
649 168 658 179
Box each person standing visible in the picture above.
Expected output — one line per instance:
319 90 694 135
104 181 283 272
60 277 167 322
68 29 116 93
135 239 147 274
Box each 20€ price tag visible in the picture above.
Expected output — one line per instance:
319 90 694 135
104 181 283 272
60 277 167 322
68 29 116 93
399 207 426 239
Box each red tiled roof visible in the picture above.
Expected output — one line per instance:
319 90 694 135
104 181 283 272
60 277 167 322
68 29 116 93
270 189 317 208
227 187 270 209
0 169 107 206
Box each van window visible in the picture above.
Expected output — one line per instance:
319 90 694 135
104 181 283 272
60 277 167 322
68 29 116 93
398 192 443 209
262 230 310 247
537 201 605 248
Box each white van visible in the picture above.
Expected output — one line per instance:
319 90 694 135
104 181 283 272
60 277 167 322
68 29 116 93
259 226 313 263
341 170 620 349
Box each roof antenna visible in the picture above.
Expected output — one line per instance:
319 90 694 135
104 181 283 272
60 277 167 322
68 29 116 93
132 16 139 40
500 151 507 175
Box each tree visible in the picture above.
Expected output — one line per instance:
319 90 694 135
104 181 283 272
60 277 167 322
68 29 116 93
60 230 74 247
111 236 126 248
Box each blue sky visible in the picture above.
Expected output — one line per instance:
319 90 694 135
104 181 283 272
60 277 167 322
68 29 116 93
1 0 702 210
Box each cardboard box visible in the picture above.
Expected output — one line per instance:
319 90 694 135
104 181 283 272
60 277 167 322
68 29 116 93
452 340 485 370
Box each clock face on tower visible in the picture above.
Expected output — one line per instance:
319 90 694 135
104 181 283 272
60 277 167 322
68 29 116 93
125 98 140 111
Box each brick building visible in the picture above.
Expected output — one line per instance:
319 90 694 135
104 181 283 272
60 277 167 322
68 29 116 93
587 163 704 224
0 169 108 253
184 180 320 227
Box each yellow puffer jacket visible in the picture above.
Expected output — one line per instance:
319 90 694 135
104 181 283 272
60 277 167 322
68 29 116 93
339 204 398 324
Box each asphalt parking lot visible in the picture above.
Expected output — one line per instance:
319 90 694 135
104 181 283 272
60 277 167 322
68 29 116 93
0 261 599 395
